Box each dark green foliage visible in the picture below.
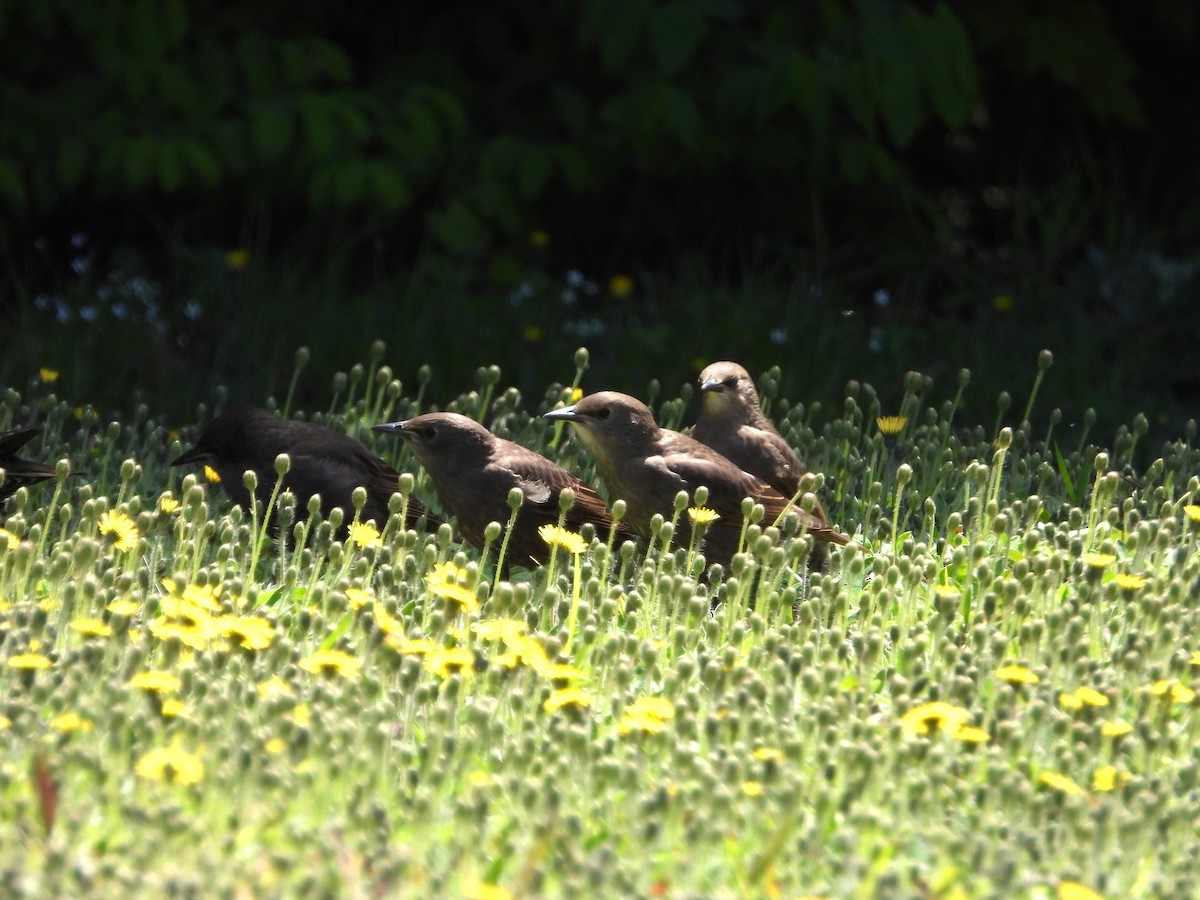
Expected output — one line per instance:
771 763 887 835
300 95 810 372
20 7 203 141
1 1 1196 431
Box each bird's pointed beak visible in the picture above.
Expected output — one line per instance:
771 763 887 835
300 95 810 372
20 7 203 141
543 405 579 422
700 378 724 393
371 421 412 440
170 446 207 467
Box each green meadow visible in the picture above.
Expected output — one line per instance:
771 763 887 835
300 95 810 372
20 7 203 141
2 347 1198 899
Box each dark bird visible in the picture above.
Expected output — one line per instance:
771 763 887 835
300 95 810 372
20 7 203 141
170 405 433 530
373 412 630 569
693 361 810 501
545 391 849 569
0 428 58 504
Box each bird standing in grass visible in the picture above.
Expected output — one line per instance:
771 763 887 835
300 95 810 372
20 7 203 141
0 428 58 504
373 412 630 570
171 405 433 530
545 391 848 569
692 361 812 502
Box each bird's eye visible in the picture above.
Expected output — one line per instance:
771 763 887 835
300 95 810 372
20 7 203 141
593 407 611 420
421 427 437 439
724 377 737 387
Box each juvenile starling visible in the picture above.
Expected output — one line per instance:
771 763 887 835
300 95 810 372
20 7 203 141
373 412 629 569
693 361 809 500
0 428 58 504
545 391 848 569
171 405 432 530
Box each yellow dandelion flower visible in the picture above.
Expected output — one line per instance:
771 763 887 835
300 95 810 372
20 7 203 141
1092 765 1130 793
39 367 59 383
900 701 971 737
472 618 528 642
687 506 720 525
1074 686 1109 707
619 696 675 735
346 588 372 610
160 698 187 718
569 387 583 403
467 770 495 788
0 716 9 729
107 598 140 617
541 662 586 684
424 647 478 679
494 635 555 673
1085 552 1116 569
426 563 479 614
49 712 93 732
178 581 221 611
298 649 362 679
1058 881 1103 900
609 274 634 297
135 740 205 785
0 528 18 550
257 677 291 701
98 510 139 553
70 617 113 638
348 521 383 549
538 524 588 555
752 747 784 762
386 635 441 657
291 704 311 727
159 494 181 514
203 464 221 484
7 653 52 670
1059 687 1107 710
544 686 591 713
1182 504 1200 523
741 780 765 797
224 248 251 271
1149 679 1194 704
149 620 213 651
996 664 1040 685
464 883 513 900
1100 720 1133 738
265 737 286 755
1113 573 1146 590
216 615 274 651
952 725 991 744
1038 771 1085 796
876 415 907 436
129 671 181 694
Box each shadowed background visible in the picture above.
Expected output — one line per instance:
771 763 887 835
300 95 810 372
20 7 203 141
1 0 1197 438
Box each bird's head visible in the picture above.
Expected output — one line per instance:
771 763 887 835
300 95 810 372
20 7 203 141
698 361 758 419
169 406 266 466
544 391 659 456
372 412 492 468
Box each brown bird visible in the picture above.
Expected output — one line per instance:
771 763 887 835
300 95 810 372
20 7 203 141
0 428 58 504
693 361 809 500
373 412 630 570
171 405 433 530
545 391 848 569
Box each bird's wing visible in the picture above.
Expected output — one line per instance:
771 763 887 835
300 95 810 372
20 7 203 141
0 428 40 455
661 442 846 544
